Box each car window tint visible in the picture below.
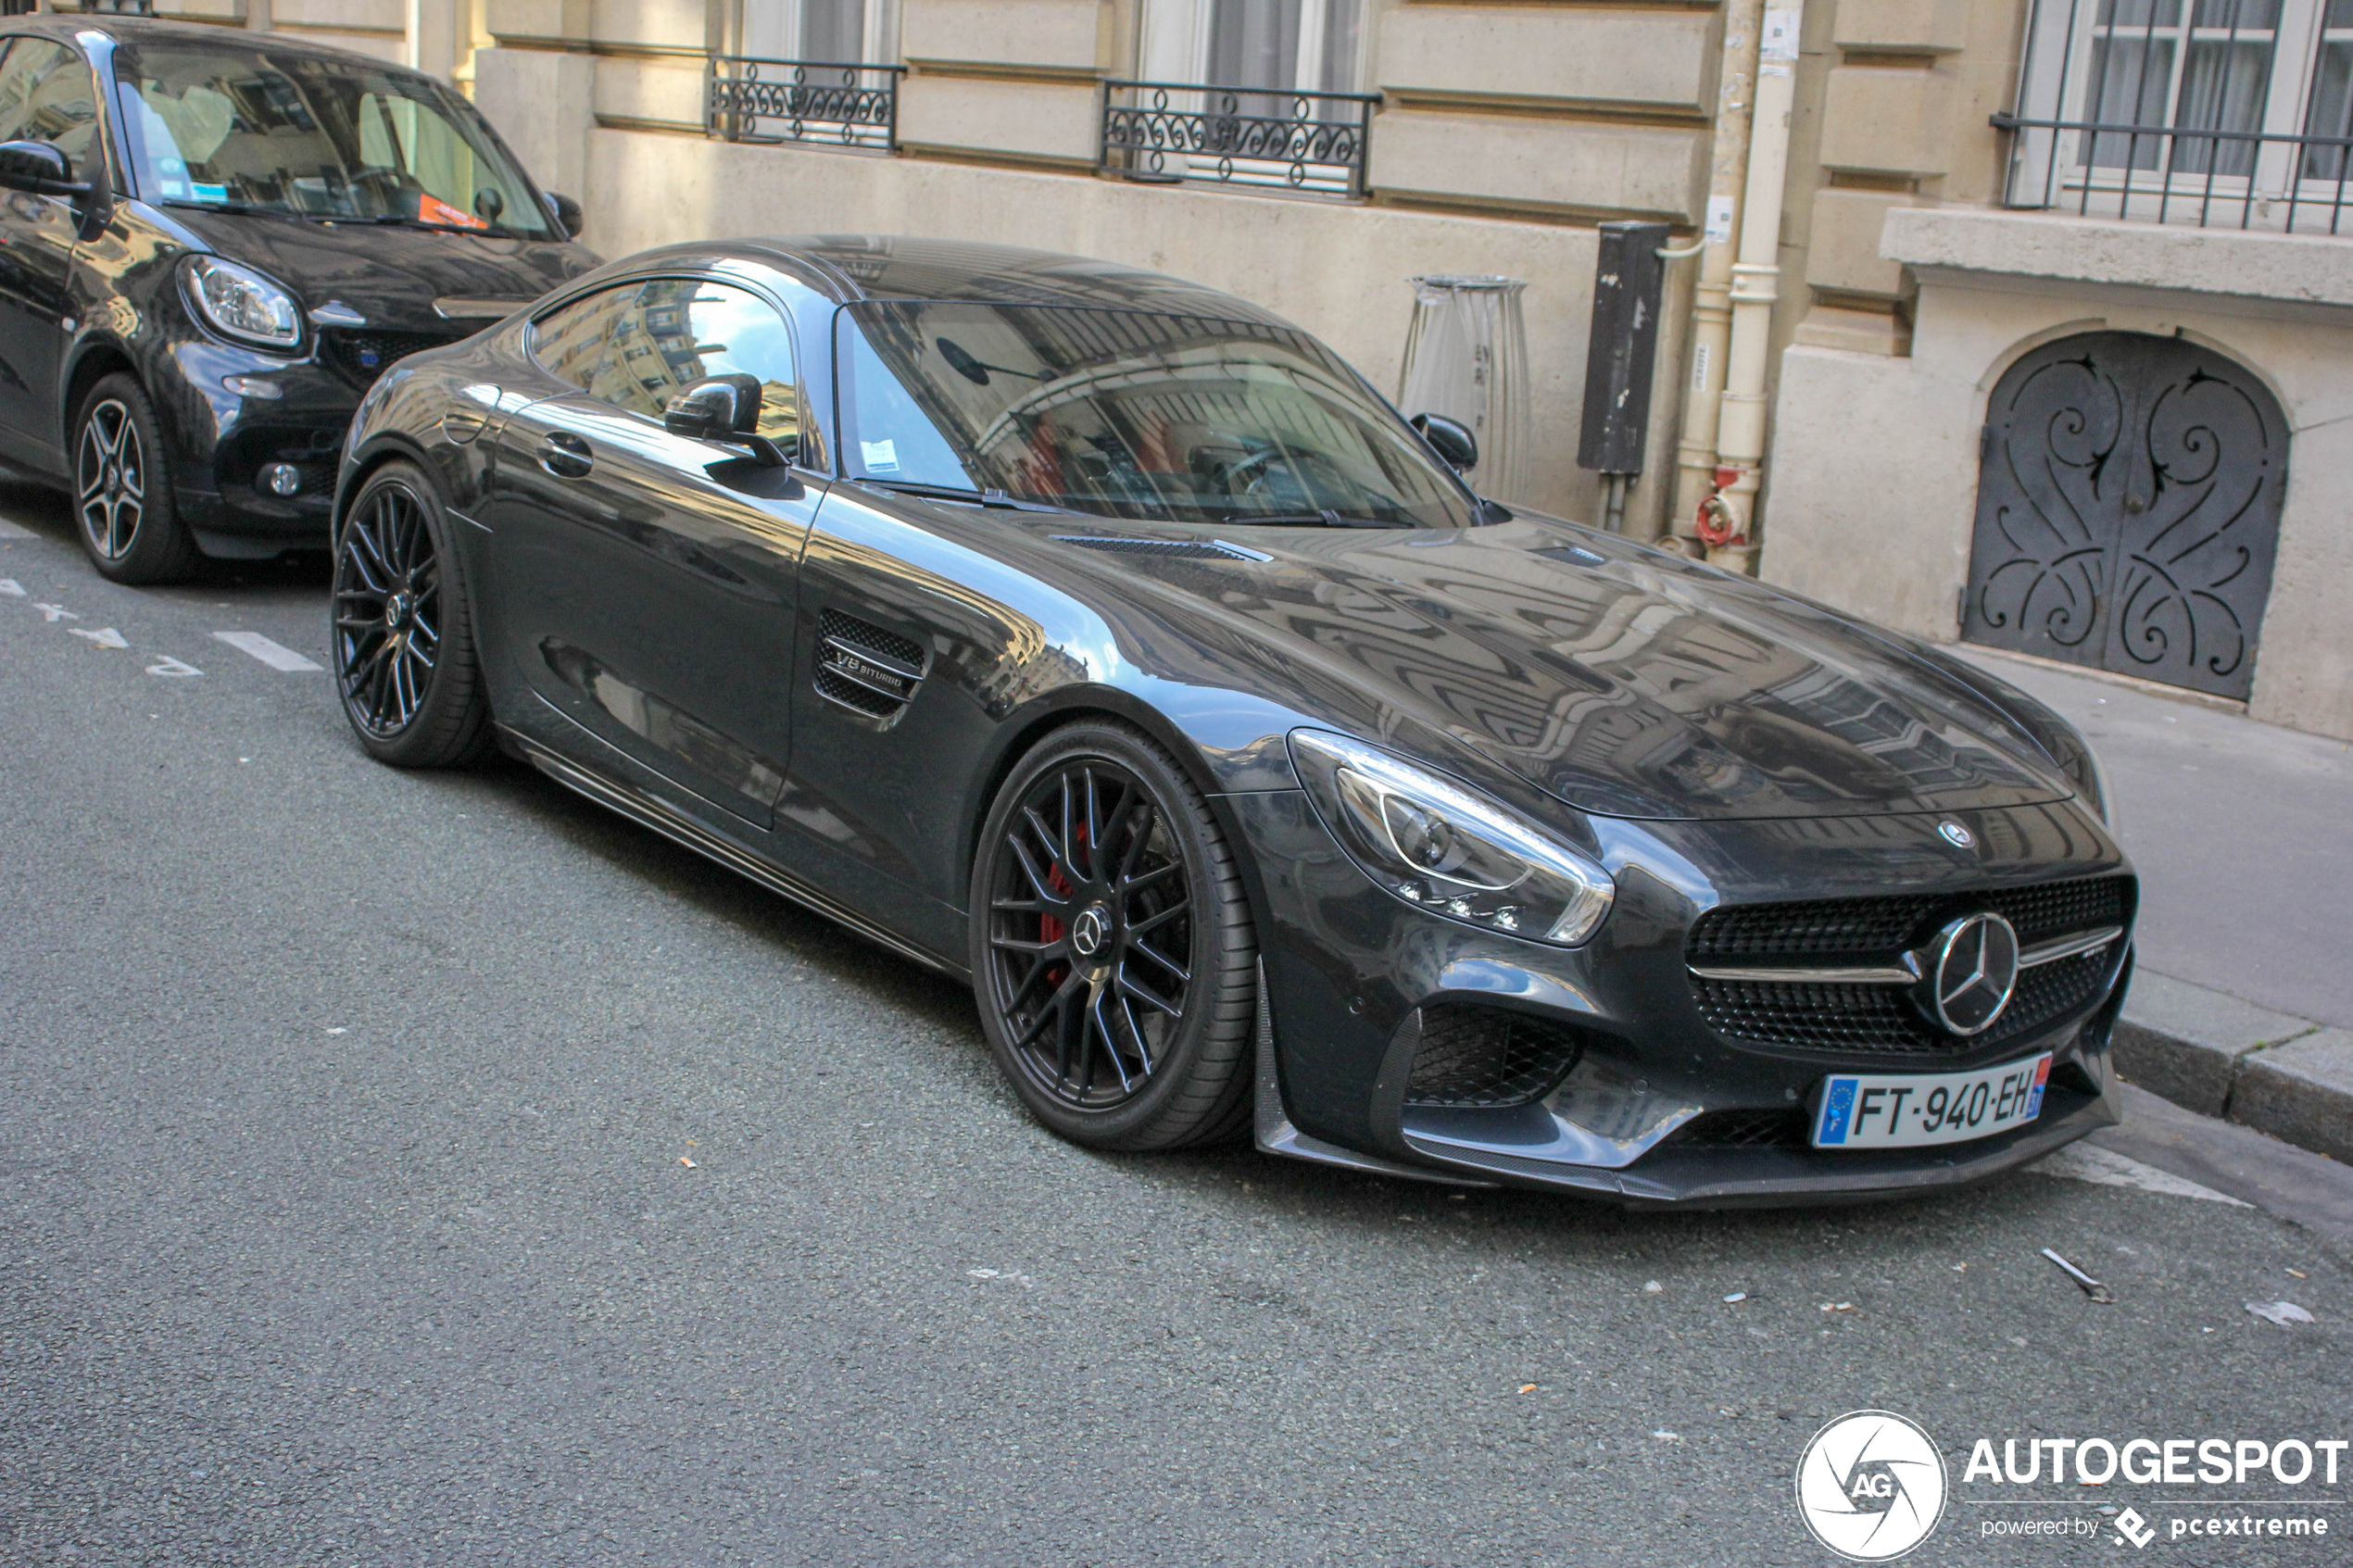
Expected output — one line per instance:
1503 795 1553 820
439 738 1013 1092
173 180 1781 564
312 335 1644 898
586 280 801 452
0 40 99 172
530 286 635 391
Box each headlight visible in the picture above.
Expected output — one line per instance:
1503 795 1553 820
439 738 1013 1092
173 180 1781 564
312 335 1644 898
182 255 302 349
1289 730 1616 945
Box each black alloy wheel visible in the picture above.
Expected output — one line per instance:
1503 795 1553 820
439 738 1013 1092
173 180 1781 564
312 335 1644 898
73 374 198 584
972 721 1258 1151
332 462 494 767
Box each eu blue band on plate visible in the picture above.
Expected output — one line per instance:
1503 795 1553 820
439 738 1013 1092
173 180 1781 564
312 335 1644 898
1817 1079 1857 1146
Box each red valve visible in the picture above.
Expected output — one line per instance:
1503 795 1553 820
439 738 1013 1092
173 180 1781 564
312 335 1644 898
1695 492 1744 548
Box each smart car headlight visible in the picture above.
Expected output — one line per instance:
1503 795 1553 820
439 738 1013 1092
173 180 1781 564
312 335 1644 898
182 255 302 349
1289 729 1615 945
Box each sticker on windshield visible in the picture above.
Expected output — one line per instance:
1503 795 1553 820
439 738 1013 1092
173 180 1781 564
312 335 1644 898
190 182 230 204
419 192 487 231
861 439 900 473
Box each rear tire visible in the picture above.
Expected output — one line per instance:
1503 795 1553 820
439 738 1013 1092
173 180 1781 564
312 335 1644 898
73 374 199 584
331 461 494 768
969 721 1258 1151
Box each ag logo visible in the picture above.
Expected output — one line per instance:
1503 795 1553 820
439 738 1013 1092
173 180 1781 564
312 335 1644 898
1794 1410 1948 1561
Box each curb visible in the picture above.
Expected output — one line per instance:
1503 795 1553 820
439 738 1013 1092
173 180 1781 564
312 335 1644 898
2115 972 2351 1164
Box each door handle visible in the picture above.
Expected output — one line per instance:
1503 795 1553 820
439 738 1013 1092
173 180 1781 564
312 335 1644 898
538 430 592 479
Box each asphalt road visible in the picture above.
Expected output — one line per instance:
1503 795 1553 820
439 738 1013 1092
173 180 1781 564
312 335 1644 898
3 488 2349 1567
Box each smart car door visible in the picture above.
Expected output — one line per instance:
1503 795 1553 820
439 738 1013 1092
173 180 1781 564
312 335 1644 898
0 38 102 460
482 276 824 832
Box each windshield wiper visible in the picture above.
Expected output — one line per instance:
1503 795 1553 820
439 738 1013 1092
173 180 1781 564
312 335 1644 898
1221 509 1405 529
855 478 1074 514
157 198 323 224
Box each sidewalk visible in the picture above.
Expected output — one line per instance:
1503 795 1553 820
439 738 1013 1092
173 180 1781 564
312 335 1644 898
1954 644 2353 1163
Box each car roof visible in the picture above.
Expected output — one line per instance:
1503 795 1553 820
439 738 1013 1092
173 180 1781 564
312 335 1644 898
607 234 1295 324
3 14 451 76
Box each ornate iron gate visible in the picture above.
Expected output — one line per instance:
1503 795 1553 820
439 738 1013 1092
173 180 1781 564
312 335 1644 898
1963 331 2286 699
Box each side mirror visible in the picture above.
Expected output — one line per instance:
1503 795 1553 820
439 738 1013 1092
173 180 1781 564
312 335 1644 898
664 373 788 467
1411 412 1478 472
0 139 82 196
543 190 583 239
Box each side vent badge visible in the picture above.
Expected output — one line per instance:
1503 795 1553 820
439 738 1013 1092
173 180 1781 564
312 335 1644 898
814 609 927 721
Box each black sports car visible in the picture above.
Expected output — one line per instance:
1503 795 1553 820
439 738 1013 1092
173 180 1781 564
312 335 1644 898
333 235 2133 1206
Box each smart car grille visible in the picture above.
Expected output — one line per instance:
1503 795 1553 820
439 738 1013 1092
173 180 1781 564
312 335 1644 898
812 609 927 721
1403 1005 1584 1109
1685 873 2132 1057
327 331 458 385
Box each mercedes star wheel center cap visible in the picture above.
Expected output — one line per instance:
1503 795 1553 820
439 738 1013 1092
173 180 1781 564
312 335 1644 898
1924 912 2020 1036
1071 905 1111 959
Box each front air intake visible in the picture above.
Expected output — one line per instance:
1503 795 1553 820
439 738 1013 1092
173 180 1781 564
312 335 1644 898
1402 1005 1584 1109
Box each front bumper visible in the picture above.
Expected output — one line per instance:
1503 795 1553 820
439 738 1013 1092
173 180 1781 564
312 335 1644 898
1224 787 2131 1208
161 340 370 555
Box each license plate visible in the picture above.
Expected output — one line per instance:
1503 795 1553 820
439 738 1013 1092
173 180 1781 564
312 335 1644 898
1812 1054 2053 1149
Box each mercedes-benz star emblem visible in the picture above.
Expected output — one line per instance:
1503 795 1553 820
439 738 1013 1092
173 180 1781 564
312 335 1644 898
1070 906 1110 959
1937 821 1975 848
1922 912 2020 1036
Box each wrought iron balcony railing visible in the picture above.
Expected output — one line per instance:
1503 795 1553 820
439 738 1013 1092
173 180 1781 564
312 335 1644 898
1994 112 2353 235
707 57 904 154
1098 81 1378 200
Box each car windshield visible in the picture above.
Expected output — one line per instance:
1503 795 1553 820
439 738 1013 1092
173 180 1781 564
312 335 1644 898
109 40 555 236
834 302 1478 528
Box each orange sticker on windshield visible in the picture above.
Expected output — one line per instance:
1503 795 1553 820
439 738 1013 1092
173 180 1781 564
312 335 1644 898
418 193 487 230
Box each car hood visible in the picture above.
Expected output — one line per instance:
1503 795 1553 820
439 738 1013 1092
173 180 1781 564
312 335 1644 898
1064 516 2073 821
164 208 598 331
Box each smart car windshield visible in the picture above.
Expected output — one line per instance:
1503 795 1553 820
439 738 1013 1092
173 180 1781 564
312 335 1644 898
835 302 1478 528
109 40 555 236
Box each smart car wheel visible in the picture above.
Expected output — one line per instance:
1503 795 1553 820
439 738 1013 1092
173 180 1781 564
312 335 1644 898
971 722 1259 1151
332 462 493 767
73 375 199 584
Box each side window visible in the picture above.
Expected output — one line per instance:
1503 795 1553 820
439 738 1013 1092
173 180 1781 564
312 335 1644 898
591 279 802 458
0 41 99 173
528 285 636 392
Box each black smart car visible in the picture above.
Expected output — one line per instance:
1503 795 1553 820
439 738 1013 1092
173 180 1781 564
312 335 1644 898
0 16 598 582
333 235 2135 1207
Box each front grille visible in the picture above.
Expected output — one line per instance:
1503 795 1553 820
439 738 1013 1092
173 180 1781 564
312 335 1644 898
1403 1005 1584 1109
327 330 457 385
1687 873 2133 1057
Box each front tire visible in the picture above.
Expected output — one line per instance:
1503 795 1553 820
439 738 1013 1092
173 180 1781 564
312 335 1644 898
73 374 199 584
332 461 493 767
970 721 1258 1151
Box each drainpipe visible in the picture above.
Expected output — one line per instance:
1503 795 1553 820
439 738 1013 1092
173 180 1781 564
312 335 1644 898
1668 0 1765 552
1706 1 1805 573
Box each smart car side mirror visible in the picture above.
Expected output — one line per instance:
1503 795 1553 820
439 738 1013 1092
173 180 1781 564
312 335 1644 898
665 373 788 467
1411 412 1478 473
0 139 83 197
543 190 584 239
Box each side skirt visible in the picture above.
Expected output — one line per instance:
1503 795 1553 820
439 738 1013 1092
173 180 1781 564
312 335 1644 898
502 724 966 980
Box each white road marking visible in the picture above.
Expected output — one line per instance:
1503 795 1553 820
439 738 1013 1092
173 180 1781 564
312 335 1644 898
33 602 78 621
69 626 130 648
2027 1141 2250 1205
0 578 23 596
145 655 203 677
211 630 322 671
0 518 31 539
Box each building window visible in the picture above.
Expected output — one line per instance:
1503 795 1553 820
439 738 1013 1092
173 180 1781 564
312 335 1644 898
739 0 895 65
1103 0 1376 197
711 0 904 151
2001 0 2353 230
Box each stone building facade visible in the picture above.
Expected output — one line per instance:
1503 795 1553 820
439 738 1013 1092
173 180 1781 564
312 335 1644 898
129 0 2353 737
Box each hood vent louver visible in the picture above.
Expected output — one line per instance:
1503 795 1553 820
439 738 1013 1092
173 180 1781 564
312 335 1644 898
1052 534 1272 562
813 609 927 721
